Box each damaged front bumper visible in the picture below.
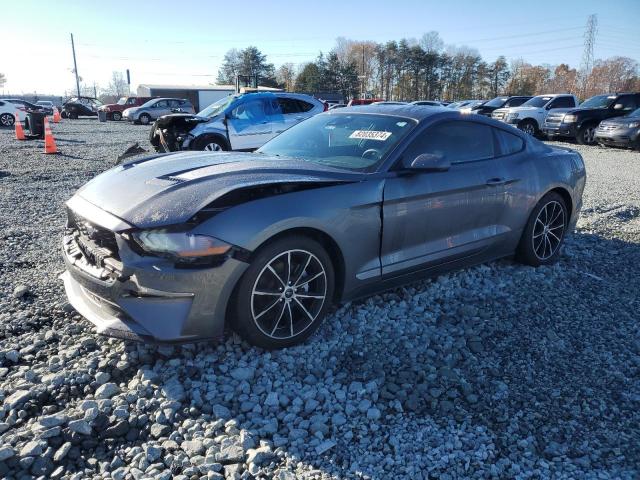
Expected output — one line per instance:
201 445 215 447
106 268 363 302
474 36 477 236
60 199 249 342
149 114 212 152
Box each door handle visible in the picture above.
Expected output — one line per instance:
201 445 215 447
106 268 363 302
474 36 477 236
486 177 507 186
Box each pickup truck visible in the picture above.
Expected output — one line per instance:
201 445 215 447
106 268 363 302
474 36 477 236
492 94 579 136
542 92 640 144
98 96 155 121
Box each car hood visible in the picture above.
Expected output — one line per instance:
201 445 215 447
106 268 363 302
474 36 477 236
500 106 542 114
600 116 638 125
154 113 212 129
74 151 364 229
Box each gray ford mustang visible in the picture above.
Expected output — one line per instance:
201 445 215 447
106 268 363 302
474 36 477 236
61 105 586 348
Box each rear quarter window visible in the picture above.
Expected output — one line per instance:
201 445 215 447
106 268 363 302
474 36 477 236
296 100 315 112
494 128 524 156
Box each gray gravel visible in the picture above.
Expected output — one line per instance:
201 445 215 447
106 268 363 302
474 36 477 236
0 119 639 479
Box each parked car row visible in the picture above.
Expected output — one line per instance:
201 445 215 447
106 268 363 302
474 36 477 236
0 98 53 126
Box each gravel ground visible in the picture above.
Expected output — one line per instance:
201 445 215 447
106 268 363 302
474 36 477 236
0 119 639 480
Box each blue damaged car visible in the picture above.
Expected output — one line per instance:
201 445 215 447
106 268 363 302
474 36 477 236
149 92 326 152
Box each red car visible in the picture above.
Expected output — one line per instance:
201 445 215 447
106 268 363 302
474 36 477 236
99 96 155 121
347 98 385 106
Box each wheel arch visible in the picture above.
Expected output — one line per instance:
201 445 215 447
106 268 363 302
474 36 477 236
518 117 539 130
245 227 346 303
547 186 573 224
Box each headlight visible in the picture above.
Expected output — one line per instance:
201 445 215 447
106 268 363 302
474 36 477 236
507 113 519 120
628 121 640 128
133 229 231 259
563 114 577 123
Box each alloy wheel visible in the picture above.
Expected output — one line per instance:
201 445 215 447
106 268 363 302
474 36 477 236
204 142 223 151
532 200 565 261
251 249 327 340
522 123 536 135
0 113 14 127
583 126 595 144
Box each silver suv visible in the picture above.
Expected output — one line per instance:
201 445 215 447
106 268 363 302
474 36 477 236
123 98 195 125
150 92 326 152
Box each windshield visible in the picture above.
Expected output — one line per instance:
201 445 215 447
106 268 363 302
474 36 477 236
580 94 615 109
484 97 508 108
256 113 417 172
198 95 235 118
522 96 553 108
117 97 127 105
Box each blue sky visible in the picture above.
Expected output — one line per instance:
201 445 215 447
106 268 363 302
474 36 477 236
1 0 639 95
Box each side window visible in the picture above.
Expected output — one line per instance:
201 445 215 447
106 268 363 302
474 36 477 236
548 96 574 109
230 99 267 121
404 121 495 164
296 100 314 112
169 100 182 108
506 97 528 107
153 100 168 108
127 98 137 105
278 98 302 114
494 128 524 156
615 95 638 111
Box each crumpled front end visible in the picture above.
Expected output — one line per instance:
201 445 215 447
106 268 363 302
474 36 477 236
60 195 249 342
149 114 215 152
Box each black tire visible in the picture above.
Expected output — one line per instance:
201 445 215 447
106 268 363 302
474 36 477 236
138 114 151 125
233 235 335 349
576 124 597 145
518 119 538 136
0 113 15 127
192 134 229 152
60 110 68 119
68 110 78 119
516 192 568 267
111 111 122 121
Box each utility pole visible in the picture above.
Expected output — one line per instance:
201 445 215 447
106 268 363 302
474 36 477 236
579 14 597 99
361 45 365 99
70 33 80 97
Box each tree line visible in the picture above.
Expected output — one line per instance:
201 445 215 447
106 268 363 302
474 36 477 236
217 32 640 102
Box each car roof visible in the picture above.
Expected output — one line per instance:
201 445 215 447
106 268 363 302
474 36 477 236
327 104 452 121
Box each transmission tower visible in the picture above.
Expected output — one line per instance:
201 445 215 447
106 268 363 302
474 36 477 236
579 14 597 97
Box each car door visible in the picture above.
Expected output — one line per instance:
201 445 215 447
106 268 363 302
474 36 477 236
226 98 272 150
381 120 506 276
610 95 639 118
150 100 170 119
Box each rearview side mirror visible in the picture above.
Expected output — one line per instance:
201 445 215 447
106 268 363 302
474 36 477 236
613 103 624 110
409 153 450 172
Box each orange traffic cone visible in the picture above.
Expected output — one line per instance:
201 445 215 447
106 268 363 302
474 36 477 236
53 107 61 123
15 111 26 140
43 117 58 154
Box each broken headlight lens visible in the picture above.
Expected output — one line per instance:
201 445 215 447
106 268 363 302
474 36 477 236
133 229 231 258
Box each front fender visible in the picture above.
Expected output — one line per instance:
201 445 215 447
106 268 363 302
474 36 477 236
193 180 385 299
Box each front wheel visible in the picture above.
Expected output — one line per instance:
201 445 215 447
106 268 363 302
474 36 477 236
516 192 568 267
193 134 229 152
0 113 15 127
576 124 597 145
518 119 537 136
233 236 335 349
111 111 122 121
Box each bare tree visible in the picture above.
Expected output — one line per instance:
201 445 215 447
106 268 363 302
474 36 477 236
276 63 296 91
0 73 6 89
105 71 129 97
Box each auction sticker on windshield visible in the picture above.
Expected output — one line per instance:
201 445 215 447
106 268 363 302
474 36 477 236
349 130 392 141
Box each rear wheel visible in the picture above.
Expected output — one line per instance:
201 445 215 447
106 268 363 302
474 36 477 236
516 192 568 267
0 113 15 127
576 124 597 145
111 111 122 121
518 119 537 136
233 235 335 349
138 113 151 125
193 134 229 152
